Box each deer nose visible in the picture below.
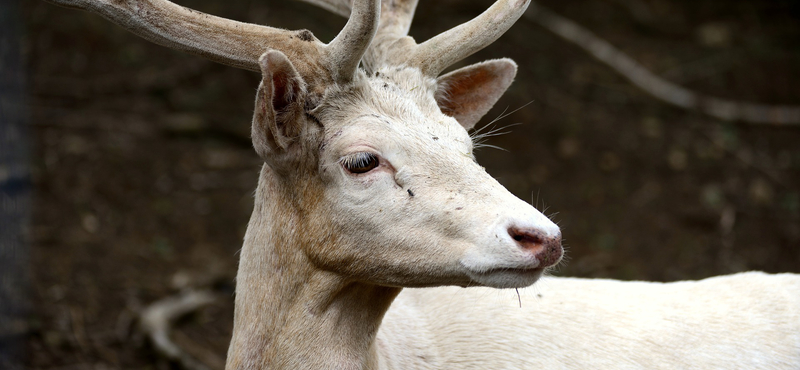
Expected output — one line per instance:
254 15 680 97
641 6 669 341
508 227 563 268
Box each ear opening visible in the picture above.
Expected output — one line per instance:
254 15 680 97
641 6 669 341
435 59 517 130
252 50 308 166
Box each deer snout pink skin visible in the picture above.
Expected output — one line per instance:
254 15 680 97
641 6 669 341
508 227 563 268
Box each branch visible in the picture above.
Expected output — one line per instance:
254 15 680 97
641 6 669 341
139 289 219 370
525 3 800 125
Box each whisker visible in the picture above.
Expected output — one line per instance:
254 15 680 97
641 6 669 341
470 100 532 139
471 122 523 153
471 106 510 137
480 101 533 130
471 124 522 142
472 143 508 152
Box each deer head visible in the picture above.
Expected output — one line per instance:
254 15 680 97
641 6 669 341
246 0 561 290
47 0 560 288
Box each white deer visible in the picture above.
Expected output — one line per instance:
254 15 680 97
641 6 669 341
47 0 800 369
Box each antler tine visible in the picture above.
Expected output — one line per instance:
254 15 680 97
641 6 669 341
298 0 417 36
410 0 531 76
298 0 418 73
45 0 328 74
377 0 419 37
298 0 351 17
327 0 381 84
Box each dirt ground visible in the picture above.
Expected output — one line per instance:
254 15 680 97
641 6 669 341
16 0 800 368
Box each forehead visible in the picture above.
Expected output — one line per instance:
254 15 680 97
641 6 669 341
318 68 473 152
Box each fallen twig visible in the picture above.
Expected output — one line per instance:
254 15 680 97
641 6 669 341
139 289 218 370
525 3 800 125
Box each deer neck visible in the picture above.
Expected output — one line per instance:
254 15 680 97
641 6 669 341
226 166 400 370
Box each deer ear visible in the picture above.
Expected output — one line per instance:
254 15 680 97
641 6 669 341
252 50 307 166
435 59 517 131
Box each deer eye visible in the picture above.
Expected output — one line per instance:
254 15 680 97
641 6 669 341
341 152 379 174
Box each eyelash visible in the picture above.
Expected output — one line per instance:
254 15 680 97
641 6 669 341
340 152 380 174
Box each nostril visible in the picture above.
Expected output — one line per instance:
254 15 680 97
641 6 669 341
508 227 545 247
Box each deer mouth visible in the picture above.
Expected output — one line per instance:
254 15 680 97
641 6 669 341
465 266 546 288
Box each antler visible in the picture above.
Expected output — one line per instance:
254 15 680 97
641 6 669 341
327 0 380 84
46 0 380 84
409 0 529 76
300 0 530 76
49 0 526 81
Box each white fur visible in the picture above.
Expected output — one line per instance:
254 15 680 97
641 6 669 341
380 272 800 369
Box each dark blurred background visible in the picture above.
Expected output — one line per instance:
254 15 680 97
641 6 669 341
15 0 800 368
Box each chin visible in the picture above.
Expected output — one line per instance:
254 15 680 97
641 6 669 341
466 267 545 289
